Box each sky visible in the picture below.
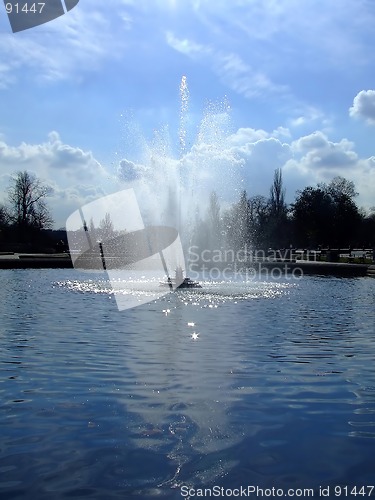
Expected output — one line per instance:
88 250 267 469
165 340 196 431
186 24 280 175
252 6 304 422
0 0 375 229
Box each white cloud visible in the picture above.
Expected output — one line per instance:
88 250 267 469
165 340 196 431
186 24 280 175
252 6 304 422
283 132 374 208
226 132 292 196
1 125 368 229
293 131 334 152
0 2 129 87
0 132 116 227
349 90 375 125
47 132 106 179
0 132 105 179
118 159 144 182
3 121 366 229
272 127 291 139
166 33 288 99
291 132 358 170
190 0 374 69
117 119 295 212
165 32 210 57
214 51 288 99
288 106 327 129
353 157 375 209
227 127 269 145
283 132 360 198
284 153 375 210
115 113 374 214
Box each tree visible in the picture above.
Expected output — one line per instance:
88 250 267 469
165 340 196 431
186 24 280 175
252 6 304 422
269 168 286 218
223 190 251 252
325 177 361 246
359 207 375 247
206 191 222 250
0 205 10 228
8 171 53 229
0 205 10 249
99 212 115 240
291 177 361 247
267 169 289 248
325 176 357 200
248 195 270 248
291 186 333 247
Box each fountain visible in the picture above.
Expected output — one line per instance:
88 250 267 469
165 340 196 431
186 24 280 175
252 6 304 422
61 81 302 492
66 77 243 310
115 77 241 271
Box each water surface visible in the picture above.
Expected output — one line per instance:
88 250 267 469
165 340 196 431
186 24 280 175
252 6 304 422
1 270 374 498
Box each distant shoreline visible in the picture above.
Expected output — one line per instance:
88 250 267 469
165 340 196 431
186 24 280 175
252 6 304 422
0 253 372 276
0 253 73 269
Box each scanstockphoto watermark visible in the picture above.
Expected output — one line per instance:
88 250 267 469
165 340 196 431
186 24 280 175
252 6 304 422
188 245 300 265
188 245 304 281
180 484 375 497
180 485 316 497
188 263 304 281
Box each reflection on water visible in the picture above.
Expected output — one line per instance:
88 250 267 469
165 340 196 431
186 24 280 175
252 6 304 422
57 274 294 302
0 270 375 498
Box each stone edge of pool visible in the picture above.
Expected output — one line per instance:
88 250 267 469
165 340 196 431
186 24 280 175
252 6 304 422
0 253 73 269
0 253 374 277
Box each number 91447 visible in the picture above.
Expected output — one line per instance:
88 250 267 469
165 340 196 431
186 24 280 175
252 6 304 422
5 3 45 14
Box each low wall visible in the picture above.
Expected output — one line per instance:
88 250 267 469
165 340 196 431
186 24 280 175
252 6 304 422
0 254 370 276
0 254 73 269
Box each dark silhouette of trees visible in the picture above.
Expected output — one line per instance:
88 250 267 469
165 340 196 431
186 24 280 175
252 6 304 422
269 168 286 217
8 171 53 230
326 176 357 200
0 205 10 250
357 207 375 247
248 195 269 248
291 176 361 247
291 186 333 247
0 205 10 228
267 168 289 248
239 170 289 249
325 177 361 246
0 171 54 251
189 172 369 258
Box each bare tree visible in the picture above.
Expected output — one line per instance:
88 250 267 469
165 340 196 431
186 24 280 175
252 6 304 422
269 168 286 217
325 176 358 201
0 205 10 228
99 212 115 240
268 169 289 248
8 171 54 229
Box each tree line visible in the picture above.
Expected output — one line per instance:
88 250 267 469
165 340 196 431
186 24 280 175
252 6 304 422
191 169 375 257
1 169 374 254
0 170 55 252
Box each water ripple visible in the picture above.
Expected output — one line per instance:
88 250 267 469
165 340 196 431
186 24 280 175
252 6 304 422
0 270 374 497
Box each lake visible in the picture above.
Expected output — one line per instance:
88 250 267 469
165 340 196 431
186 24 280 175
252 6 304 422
0 269 374 499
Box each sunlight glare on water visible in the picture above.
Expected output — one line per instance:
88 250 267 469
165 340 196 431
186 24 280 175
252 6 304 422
56 274 296 308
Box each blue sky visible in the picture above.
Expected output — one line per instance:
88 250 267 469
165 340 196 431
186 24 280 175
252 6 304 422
0 0 375 228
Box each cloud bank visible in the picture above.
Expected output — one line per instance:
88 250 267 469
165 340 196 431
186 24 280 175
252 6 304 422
350 90 375 125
